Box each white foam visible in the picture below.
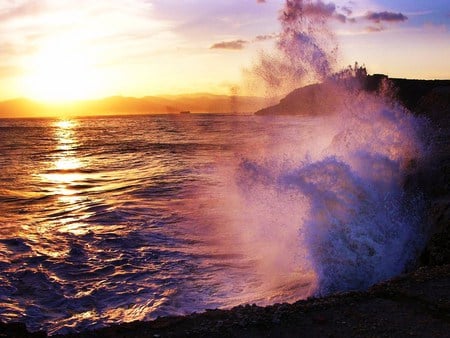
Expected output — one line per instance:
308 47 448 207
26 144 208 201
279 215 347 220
205 88 427 298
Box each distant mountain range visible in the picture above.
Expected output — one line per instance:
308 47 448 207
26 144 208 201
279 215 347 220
1 76 449 119
0 93 276 118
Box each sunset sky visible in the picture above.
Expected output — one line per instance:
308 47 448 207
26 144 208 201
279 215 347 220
0 0 449 102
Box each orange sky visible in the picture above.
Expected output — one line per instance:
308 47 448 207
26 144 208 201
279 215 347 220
0 0 449 102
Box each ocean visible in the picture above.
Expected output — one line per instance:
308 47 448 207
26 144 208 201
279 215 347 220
0 107 427 334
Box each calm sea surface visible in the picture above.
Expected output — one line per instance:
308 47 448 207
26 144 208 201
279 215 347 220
0 114 314 334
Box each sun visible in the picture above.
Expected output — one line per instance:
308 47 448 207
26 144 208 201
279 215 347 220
23 44 104 102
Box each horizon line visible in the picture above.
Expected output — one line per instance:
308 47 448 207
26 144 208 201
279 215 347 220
2 73 449 105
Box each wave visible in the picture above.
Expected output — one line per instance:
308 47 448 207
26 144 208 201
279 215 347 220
204 88 429 297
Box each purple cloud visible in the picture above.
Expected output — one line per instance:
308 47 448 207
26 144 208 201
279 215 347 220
341 6 352 16
254 33 278 41
335 13 347 23
365 11 408 23
304 1 336 17
366 25 385 33
282 1 355 24
210 39 248 50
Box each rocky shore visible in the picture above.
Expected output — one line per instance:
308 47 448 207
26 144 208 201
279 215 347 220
61 264 450 337
1 79 449 337
2 265 449 337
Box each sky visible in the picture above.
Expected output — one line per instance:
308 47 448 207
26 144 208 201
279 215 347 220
0 0 449 102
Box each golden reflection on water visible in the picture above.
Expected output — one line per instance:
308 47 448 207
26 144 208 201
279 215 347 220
55 120 75 129
48 119 82 198
39 119 92 237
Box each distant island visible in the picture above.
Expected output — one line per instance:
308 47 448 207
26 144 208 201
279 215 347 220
255 74 450 120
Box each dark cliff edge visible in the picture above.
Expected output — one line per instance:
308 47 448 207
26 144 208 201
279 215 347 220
255 75 450 123
1 78 449 337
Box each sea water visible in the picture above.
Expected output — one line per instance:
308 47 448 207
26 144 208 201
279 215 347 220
0 107 428 334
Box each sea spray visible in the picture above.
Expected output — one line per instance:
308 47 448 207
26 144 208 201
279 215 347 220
298 93 428 294
202 88 428 298
248 0 339 96
204 0 430 298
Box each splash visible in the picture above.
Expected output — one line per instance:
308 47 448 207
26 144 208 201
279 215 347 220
247 0 338 96
207 0 430 299
205 91 428 298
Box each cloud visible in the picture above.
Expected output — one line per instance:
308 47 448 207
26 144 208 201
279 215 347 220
365 11 408 23
148 0 279 46
256 0 266 3
341 6 352 16
335 13 347 23
362 10 409 33
0 1 171 78
255 33 278 41
210 33 278 51
282 1 357 24
303 1 336 17
0 0 47 22
210 39 248 50
365 25 385 33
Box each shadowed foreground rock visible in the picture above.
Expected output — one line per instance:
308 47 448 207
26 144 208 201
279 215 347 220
55 265 450 337
1 265 449 337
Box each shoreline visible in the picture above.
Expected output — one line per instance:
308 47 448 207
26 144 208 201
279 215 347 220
2 265 449 337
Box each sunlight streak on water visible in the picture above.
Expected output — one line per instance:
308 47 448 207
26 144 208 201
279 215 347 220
1 115 277 334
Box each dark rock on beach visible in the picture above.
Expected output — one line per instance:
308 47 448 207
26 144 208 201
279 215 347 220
418 129 450 267
2 265 449 337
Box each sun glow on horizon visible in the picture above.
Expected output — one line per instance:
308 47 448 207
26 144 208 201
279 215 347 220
0 0 447 104
22 43 105 103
